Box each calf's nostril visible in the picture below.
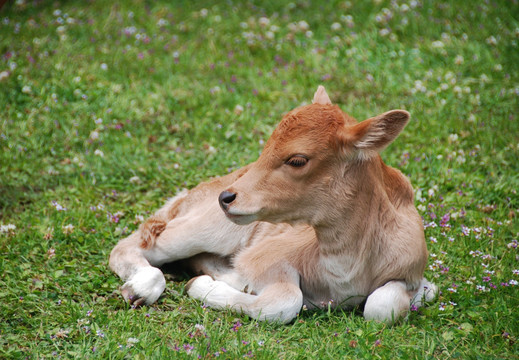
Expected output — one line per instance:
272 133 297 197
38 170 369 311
218 191 237 210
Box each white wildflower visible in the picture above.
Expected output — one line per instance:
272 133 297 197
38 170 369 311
331 22 341 31
0 224 16 234
234 104 244 115
258 17 270 28
486 36 497 45
157 18 169 27
94 149 104 157
454 55 464 65
129 176 141 184
298 20 309 31
62 224 74 234
89 130 99 140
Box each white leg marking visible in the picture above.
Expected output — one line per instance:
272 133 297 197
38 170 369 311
186 275 302 323
364 281 411 323
120 267 166 305
411 277 438 307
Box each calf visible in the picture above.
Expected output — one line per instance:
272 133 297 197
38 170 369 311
109 86 437 323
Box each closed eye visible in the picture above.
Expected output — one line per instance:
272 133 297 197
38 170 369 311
285 155 309 168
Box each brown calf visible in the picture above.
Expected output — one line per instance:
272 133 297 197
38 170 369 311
109 86 436 323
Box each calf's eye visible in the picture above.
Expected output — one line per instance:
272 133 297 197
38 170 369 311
285 155 308 168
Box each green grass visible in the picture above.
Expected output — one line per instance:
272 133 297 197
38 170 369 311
1 0 518 358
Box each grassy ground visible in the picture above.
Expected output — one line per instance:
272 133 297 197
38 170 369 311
1 0 518 358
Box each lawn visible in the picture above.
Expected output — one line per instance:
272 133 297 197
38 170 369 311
1 0 518 358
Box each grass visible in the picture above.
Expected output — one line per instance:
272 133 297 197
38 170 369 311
1 0 518 358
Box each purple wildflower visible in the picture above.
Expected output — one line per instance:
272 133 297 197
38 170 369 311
231 321 242 332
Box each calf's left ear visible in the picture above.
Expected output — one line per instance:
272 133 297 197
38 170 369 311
340 110 410 153
312 85 332 105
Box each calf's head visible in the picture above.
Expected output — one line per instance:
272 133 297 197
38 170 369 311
219 86 410 226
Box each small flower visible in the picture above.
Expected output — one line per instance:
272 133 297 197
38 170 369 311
94 149 104 157
157 18 169 27
379 28 390 36
62 224 74 234
100 63 108 70
486 36 497 45
331 22 341 31
234 104 244 115
448 133 459 143
0 71 9 81
231 320 242 332
183 343 194 354
0 224 16 234
258 17 270 28
129 175 141 184
127 337 139 346
22 85 32 94
298 20 309 32
510 280 518 286
476 285 489 292
90 130 99 140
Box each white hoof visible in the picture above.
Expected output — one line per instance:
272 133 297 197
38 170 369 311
121 267 166 305
185 275 218 301
411 278 438 307
364 281 410 323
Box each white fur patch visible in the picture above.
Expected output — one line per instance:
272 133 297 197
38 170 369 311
364 281 410 323
121 267 166 305
411 278 438 307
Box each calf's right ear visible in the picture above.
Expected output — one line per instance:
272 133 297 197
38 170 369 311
339 110 410 155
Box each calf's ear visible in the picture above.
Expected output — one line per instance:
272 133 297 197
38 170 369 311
339 110 410 154
312 85 332 105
